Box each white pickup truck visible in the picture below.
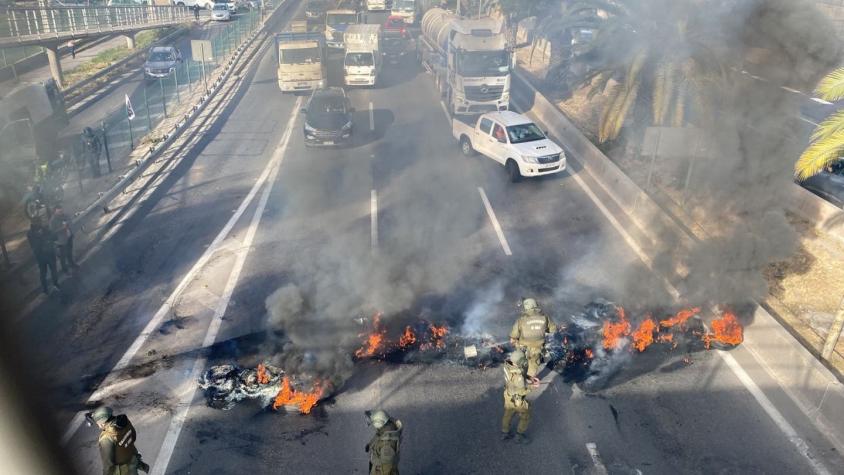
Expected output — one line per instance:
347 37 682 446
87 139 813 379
453 111 566 182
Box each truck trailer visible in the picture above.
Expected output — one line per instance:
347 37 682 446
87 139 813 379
276 31 325 92
418 7 511 115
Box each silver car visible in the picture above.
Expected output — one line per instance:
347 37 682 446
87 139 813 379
211 3 232 20
144 46 182 79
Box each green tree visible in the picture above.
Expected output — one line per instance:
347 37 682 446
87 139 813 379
795 68 844 180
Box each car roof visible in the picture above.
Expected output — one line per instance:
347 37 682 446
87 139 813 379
312 87 346 98
484 110 532 127
150 46 175 53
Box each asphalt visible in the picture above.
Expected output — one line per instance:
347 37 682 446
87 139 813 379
10 4 844 474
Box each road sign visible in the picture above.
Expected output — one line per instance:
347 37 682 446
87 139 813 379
125 94 135 121
191 40 214 62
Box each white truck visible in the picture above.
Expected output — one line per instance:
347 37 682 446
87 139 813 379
365 0 386 11
276 31 325 92
453 111 565 182
418 7 511 115
391 0 416 24
325 8 361 49
344 24 382 87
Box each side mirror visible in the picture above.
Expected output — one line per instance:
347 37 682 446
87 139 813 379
300 108 307 114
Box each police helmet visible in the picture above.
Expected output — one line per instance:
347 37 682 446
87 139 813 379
369 410 389 429
508 349 525 365
91 406 113 422
522 298 538 311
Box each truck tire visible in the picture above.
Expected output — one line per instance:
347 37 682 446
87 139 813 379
506 160 522 183
460 136 475 156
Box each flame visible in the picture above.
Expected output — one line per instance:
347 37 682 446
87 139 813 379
584 348 594 359
659 307 701 329
704 311 743 349
658 333 674 343
602 306 631 350
272 376 324 414
256 363 270 385
430 324 448 349
399 326 417 348
632 318 657 352
355 313 386 358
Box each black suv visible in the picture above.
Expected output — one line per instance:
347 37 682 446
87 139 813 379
302 87 354 146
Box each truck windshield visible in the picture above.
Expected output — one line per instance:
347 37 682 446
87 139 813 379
456 51 510 77
345 52 373 66
395 0 414 9
280 48 321 64
506 123 545 144
326 14 357 25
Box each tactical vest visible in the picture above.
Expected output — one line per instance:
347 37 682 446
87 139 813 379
503 365 528 409
99 417 137 465
517 313 549 344
372 421 402 466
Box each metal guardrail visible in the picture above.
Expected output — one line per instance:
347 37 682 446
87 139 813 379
2 5 192 46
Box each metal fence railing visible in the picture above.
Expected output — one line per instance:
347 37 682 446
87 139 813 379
2 5 192 46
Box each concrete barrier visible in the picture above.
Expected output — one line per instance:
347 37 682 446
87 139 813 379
511 66 844 452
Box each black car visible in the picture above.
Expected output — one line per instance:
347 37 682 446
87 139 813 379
305 0 329 21
302 87 354 146
801 159 844 208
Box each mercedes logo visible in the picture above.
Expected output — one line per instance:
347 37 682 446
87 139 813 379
480 85 489 94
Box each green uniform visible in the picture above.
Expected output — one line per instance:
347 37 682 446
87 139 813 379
510 309 557 377
98 415 140 475
367 419 403 475
501 360 532 435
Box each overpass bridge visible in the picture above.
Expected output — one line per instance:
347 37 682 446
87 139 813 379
2 4 193 88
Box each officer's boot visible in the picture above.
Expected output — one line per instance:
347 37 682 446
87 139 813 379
500 431 512 441
514 433 530 444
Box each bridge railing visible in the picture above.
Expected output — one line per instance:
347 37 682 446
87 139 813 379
3 5 192 43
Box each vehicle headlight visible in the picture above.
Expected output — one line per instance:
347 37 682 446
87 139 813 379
342 121 352 130
522 155 539 164
369 69 376 76
304 123 316 133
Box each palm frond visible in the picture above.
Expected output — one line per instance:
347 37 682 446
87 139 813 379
587 72 613 100
609 74 640 141
810 109 844 142
795 131 844 180
671 78 687 127
599 82 624 143
815 68 844 101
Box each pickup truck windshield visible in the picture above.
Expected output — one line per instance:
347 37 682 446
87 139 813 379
456 51 510 77
506 123 545 144
281 48 321 64
149 52 173 62
345 52 373 66
327 14 357 25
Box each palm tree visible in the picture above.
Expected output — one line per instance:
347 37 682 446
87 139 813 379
557 0 730 142
795 68 844 180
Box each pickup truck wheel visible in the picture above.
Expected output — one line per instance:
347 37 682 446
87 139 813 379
506 160 522 183
460 137 475 156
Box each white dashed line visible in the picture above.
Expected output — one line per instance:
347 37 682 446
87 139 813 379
585 443 609 475
369 101 375 131
478 187 512 256
371 189 378 251
799 116 819 127
440 100 451 121
780 86 803 94
811 97 833 105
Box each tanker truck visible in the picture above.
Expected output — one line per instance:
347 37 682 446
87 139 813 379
417 7 511 115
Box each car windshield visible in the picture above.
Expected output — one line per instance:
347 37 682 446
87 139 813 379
309 95 346 114
149 51 173 62
326 13 357 25
456 50 510 76
506 123 545 144
213 4 227 10
386 18 403 27
280 47 321 64
345 52 373 66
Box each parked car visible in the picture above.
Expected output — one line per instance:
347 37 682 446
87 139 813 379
801 159 844 208
173 0 215 8
144 46 182 79
211 3 232 20
216 0 237 12
302 87 354 146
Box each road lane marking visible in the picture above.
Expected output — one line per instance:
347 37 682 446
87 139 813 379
799 116 819 127
369 101 375 131
371 189 378 251
811 97 833 105
585 443 609 475
781 86 803 94
150 98 302 475
439 100 450 122
718 351 831 475
478 187 512 256
59 98 303 446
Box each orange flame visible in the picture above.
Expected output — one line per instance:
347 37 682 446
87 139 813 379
399 326 417 348
602 306 631 350
705 311 743 349
659 307 701 329
658 333 674 343
584 348 594 359
430 324 448 349
256 363 270 385
355 313 386 358
632 318 657 352
272 376 324 414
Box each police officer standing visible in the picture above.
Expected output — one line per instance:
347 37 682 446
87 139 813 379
509 298 557 379
90 406 149 475
501 349 538 444
365 409 403 475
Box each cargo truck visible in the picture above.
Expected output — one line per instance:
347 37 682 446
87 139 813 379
344 24 382 87
276 31 325 92
325 8 361 49
418 7 511 115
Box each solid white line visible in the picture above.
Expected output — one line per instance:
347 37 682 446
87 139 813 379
585 443 609 475
369 101 375 131
371 189 378 251
477 187 512 256
811 97 833 105
781 86 803 94
799 116 819 127
718 351 831 475
439 100 450 122
151 99 301 475
59 98 303 446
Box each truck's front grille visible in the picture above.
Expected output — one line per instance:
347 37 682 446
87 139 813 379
332 31 344 41
464 85 504 101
